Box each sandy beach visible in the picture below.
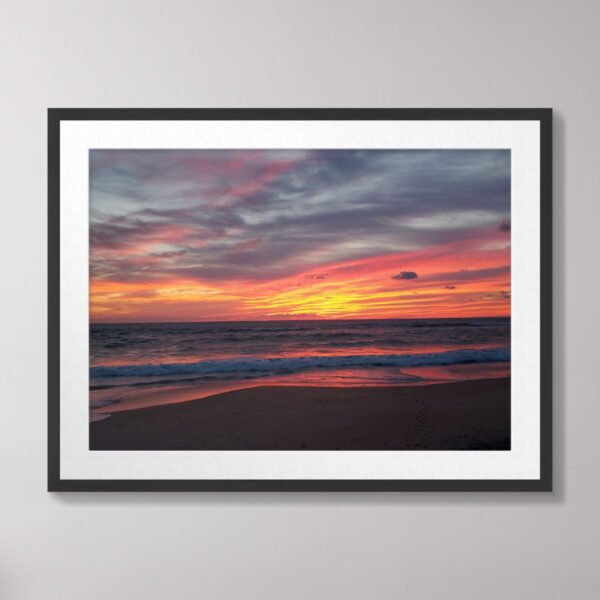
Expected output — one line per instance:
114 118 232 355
90 377 510 451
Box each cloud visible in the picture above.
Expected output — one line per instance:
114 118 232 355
499 220 511 232
477 290 511 301
90 149 511 285
231 238 264 251
428 266 510 283
391 271 418 280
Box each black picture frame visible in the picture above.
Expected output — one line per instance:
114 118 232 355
48 108 552 492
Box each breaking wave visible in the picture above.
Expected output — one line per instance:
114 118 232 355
91 347 510 380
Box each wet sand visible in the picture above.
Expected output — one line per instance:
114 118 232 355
90 377 510 451
90 378 510 450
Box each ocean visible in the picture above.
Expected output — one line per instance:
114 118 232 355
90 317 510 420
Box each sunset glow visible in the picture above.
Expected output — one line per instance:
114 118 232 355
90 150 510 322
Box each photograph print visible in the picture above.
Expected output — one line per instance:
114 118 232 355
88 147 512 452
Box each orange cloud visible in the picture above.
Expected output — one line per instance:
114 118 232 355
90 232 510 322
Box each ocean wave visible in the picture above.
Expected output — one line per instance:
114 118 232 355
90 347 510 379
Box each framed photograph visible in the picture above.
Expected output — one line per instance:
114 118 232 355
48 108 552 491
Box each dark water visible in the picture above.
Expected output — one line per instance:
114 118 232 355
91 318 509 375
89 318 510 419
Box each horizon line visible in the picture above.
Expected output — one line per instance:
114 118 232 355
90 315 511 326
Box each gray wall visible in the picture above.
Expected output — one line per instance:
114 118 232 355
1 1 597 598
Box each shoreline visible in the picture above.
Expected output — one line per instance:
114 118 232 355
90 377 510 451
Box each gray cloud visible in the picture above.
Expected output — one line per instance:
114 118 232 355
391 271 418 280
90 149 511 283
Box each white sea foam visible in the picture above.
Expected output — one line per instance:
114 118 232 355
90 347 510 380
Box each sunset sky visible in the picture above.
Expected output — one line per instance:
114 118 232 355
90 149 510 322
